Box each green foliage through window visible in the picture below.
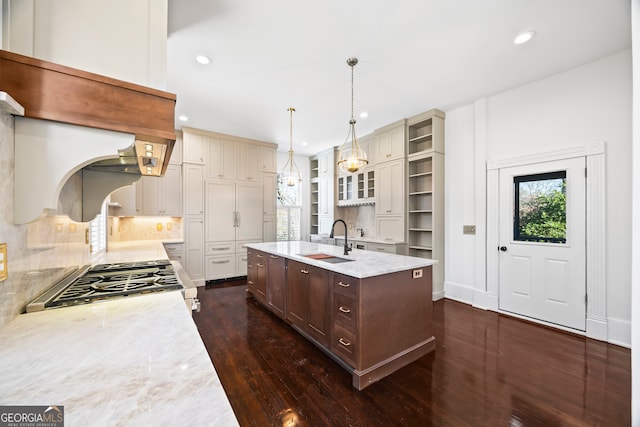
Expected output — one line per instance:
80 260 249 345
514 171 567 243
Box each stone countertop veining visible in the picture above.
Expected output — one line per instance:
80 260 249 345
245 241 436 279
0 291 238 426
330 235 407 245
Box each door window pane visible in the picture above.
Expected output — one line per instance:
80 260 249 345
514 171 566 243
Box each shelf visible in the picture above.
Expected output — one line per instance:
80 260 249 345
409 191 432 196
409 228 432 232
408 171 432 178
409 245 432 251
408 132 432 143
409 210 432 213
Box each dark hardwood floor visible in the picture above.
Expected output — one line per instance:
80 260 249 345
193 280 630 426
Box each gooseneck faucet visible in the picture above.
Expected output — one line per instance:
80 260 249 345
329 219 352 256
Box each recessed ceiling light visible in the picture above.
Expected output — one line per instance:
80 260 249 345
178 115 189 122
301 141 308 146
359 112 368 118
514 31 535 45
195 55 212 65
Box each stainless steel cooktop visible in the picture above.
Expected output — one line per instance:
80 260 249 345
27 259 183 312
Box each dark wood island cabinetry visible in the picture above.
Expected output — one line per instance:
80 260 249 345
245 241 435 390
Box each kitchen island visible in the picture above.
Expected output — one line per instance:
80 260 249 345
0 240 237 426
245 241 436 390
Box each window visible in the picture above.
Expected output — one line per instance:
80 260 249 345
89 201 107 257
277 174 302 241
513 171 567 243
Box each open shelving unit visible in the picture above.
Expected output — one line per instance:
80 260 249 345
406 109 445 295
310 157 319 235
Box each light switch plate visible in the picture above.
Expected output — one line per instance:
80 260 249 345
463 225 476 235
0 243 7 281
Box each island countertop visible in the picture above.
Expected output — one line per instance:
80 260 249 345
245 241 436 279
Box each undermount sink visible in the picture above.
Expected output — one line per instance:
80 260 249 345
300 253 354 264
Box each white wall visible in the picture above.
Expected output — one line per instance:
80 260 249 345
631 0 639 423
445 50 632 346
2 0 168 89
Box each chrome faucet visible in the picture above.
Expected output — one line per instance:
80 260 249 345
329 219 352 256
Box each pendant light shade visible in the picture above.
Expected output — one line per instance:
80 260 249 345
279 107 302 187
337 57 368 174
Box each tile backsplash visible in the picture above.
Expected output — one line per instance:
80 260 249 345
0 110 89 329
108 216 183 242
335 205 376 238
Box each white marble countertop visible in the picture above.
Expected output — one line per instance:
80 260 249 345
330 235 407 245
0 292 238 426
245 241 436 279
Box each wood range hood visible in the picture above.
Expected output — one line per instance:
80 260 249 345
0 49 177 223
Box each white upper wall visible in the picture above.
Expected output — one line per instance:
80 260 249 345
2 0 168 89
445 50 632 345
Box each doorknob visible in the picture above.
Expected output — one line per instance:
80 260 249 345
499 246 507 252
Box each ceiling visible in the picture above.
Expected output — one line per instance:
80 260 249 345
167 0 631 156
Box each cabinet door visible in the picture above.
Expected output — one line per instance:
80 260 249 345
318 176 331 215
306 265 331 346
261 147 277 172
162 164 182 216
207 138 236 180
141 175 162 215
183 132 205 164
206 181 236 241
109 183 137 216
236 182 263 241
183 163 204 215
262 172 277 216
286 260 307 328
376 159 404 215
267 254 286 318
236 143 259 182
375 125 405 161
255 255 267 302
185 217 204 282
247 251 257 295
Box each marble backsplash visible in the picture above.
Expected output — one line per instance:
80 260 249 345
335 205 376 238
0 110 90 329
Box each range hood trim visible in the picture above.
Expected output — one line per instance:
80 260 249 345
14 117 138 224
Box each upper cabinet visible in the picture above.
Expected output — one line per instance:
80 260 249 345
374 120 406 163
310 148 335 235
140 164 182 216
407 109 445 158
183 131 206 164
236 143 260 182
261 147 277 173
336 133 375 207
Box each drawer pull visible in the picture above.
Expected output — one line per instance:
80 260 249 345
211 247 231 251
257 254 264 258
248 280 254 285
338 306 351 314
257 263 264 267
301 269 309 274
338 338 351 347
211 259 230 264
269 255 279 259
337 281 350 288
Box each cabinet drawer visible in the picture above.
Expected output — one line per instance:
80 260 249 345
206 241 234 256
236 240 260 254
367 244 394 254
332 323 358 367
334 293 357 330
205 255 236 280
163 243 184 260
333 273 358 298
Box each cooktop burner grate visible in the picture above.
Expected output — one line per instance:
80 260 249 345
44 259 183 309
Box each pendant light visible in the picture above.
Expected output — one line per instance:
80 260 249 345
279 107 302 187
337 57 368 174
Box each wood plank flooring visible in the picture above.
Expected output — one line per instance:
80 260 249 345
193 280 630 426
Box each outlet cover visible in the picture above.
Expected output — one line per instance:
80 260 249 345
0 243 7 281
463 225 476 235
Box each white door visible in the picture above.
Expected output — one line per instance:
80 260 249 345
499 157 586 331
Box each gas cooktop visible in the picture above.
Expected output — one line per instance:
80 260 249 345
27 259 183 312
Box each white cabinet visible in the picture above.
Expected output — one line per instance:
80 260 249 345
261 146 277 172
140 164 181 216
169 132 183 165
163 242 184 264
205 181 263 280
375 159 404 216
185 217 205 285
109 182 139 216
236 142 260 182
375 159 405 241
183 163 204 216
183 131 205 164
374 120 405 162
207 137 236 180
262 172 277 241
